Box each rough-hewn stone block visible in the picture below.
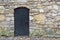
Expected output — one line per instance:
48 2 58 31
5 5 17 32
34 14 46 24
0 15 5 21
0 10 4 13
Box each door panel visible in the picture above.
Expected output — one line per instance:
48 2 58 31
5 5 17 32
14 7 29 36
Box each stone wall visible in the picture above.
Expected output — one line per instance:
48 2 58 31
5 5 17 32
0 0 60 39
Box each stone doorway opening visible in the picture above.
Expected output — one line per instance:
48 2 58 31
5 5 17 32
14 7 29 36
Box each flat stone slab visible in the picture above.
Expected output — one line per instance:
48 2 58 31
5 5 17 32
43 35 60 38
52 0 60 2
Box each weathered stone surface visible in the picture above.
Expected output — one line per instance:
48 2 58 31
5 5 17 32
30 9 38 13
0 0 60 38
0 6 5 13
16 0 27 2
53 0 60 2
9 9 14 14
37 4 45 8
6 13 13 17
56 2 60 5
30 13 38 15
34 14 46 24
52 5 59 10
39 9 44 12
6 17 11 21
40 0 47 2
48 0 52 1
55 16 60 21
0 6 4 9
56 29 60 34
28 0 38 2
46 6 53 10
0 9 4 13
33 0 38 1
0 27 2 33
58 12 60 15
0 15 5 21
30 16 34 21
42 2 50 5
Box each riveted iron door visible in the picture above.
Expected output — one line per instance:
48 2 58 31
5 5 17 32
14 7 29 36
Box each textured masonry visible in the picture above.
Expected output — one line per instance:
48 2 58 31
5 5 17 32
0 0 60 40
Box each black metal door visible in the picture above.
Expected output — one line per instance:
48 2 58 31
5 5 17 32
14 7 29 36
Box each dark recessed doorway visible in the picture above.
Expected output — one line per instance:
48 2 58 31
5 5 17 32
14 7 29 36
